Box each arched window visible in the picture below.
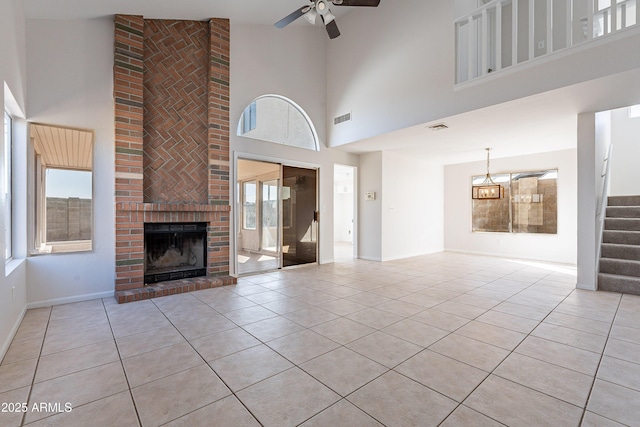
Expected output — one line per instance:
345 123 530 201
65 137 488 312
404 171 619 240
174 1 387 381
237 95 319 151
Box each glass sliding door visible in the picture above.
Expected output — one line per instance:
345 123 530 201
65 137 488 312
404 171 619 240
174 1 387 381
282 166 318 267
236 159 280 275
261 179 279 252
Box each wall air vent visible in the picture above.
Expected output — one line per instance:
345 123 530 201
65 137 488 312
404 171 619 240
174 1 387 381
427 123 449 131
334 112 352 125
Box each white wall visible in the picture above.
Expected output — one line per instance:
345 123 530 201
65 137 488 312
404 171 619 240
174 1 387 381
230 23 359 267
0 0 28 360
326 0 640 148
577 112 607 290
609 107 640 196
445 149 577 264
358 152 382 261
357 151 444 262
25 18 115 306
1 0 27 110
381 152 444 261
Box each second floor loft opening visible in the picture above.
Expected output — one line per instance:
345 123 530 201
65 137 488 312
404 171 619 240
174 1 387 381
455 0 639 83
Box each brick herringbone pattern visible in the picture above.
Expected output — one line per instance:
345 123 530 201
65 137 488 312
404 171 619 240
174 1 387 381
143 20 209 204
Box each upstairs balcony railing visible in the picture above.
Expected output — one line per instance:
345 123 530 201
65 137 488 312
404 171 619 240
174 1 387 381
455 0 638 84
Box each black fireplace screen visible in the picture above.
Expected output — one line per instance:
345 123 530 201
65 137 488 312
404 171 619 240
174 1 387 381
144 223 207 284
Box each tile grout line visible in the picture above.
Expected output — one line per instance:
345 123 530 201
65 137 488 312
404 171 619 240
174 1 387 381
12 255 636 426
231 265 523 425
101 298 144 427
19 307 52 427
143 296 266 427
433 271 591 424
576 293 623 426
393 269 550 426
229 263 571 425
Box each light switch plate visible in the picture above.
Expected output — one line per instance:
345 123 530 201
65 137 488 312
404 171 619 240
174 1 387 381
365 191 376 201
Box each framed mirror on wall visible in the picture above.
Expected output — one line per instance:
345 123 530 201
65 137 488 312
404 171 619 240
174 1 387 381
30 123 94 254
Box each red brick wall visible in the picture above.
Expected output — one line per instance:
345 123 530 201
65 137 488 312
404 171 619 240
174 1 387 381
207 19 231 274
113 15 233 298
114 15 145 291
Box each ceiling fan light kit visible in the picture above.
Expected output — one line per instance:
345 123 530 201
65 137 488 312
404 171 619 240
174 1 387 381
275 0 380 39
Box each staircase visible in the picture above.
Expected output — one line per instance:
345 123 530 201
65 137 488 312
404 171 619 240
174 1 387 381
599 196 640 295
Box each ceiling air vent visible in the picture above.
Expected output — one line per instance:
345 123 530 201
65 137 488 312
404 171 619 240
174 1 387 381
334 112 352 125
428 123 449 131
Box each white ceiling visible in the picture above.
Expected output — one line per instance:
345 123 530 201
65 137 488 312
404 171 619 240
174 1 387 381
21 0 351 23
338 66 640 164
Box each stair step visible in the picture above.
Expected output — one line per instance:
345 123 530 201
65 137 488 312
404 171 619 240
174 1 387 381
604 218 640 231
608 195 640 206
600 258 640 278
601 243 640 261
606 206 640 218
598 273 640 295
603 230 640 245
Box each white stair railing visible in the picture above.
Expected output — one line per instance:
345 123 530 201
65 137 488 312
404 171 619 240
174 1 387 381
596 143 614 272
455 0 638 84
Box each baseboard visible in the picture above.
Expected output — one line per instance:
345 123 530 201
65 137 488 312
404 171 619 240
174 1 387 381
444 249 577 267
381 251 440 262
358 255 382 262
0 305 27 364
27 291 115 309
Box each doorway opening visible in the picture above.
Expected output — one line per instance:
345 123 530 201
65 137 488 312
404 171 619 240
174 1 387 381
334 164 356 261
236 159 318 275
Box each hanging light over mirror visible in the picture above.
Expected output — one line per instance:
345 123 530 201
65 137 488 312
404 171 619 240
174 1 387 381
472 148 504 199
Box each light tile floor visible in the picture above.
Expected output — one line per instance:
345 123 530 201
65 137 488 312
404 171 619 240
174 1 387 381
237 250 279 275
2 252 640 426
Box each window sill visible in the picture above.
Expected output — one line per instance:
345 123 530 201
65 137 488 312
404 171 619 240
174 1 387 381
33 241 92 254
5 257 25 277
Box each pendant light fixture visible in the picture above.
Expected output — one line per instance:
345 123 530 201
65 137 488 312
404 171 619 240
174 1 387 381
472 148 504 199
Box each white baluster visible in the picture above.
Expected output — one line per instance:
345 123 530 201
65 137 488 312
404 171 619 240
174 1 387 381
529 0 535 59
566 0 572 48
482 8 488 75
496 2 503 71
547 0 554 53
468 16 474 81
587 0 594 39
513 0 519 64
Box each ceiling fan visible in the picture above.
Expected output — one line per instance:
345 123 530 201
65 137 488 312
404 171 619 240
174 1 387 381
275 0 380 39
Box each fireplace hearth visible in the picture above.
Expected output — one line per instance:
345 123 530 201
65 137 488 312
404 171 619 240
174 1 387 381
144 223 207 284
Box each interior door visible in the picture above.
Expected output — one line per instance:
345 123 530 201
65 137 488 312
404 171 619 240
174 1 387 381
282 166 318 267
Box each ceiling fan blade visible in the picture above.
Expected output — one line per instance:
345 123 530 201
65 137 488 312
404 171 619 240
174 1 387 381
323 17 341 39
333 0 380 6
275 6 310 29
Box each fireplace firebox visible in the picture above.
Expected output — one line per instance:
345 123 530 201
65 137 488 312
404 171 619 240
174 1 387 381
144 223 207 284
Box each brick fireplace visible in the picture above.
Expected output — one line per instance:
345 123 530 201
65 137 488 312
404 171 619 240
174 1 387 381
113 15 236 303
